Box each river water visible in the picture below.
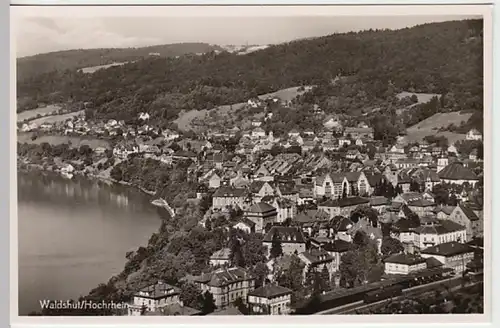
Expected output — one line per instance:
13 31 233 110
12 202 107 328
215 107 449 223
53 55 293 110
17 172 163 315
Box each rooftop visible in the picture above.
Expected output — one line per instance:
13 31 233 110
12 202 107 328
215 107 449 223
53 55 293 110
421 242 474 257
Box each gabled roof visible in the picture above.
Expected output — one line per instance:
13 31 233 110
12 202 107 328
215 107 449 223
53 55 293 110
135 281 180 300
370 196 389 207
458 204 480 221
300 249 334 264
194 267 253 287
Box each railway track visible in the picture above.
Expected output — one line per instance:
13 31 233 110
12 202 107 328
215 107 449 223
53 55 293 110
318 274 482 315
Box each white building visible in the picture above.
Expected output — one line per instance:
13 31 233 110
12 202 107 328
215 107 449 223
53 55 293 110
383 253 427 275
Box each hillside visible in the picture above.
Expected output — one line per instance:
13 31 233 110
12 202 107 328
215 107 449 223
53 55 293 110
404 111 473 144
16 43 223 82
17 19 483 131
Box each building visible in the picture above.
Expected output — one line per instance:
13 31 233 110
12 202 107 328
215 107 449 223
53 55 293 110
420 242 475 274
383 253 427 275
438 162 479 186
245 202 278 233
321 239 352 271
232 218 256 234
344 127 374 139
128 281 183 315
212 187 247 210
318 196 370 219
466 128 482 141
298 249 336 279
413 218 467 252
263 226 307 257
208 172 222 189
191 267 255 308
447 204 483 241
272 198 296 223
247 284 292 315
210 248 232 267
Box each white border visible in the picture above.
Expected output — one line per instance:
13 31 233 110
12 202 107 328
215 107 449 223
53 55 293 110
10 4 493 327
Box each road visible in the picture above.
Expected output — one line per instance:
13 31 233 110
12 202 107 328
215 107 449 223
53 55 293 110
318 275 479 315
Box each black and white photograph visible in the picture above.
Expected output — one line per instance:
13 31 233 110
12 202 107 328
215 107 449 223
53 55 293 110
11 4 491 321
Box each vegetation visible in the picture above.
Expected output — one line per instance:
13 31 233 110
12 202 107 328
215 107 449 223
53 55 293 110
18 20 483 136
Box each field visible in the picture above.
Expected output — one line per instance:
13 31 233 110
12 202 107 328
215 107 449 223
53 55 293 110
29 110 85 125
78 62 129 74
404 111 473 145
17 133 110 149
174 85 313 131
396 91 440 104
17 105 62 122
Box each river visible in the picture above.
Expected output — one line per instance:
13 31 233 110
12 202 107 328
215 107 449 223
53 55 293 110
17 172 164 315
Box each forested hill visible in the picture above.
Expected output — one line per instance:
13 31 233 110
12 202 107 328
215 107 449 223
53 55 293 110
16 43 223 81
17 19 483 123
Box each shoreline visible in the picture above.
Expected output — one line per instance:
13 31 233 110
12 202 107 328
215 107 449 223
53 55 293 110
17 160 158 198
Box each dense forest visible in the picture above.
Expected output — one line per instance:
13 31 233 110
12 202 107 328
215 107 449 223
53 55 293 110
17 19 483 130
16 42 222 82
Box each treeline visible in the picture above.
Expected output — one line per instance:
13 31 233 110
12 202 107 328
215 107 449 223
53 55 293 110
17 19 483 125
17 43 222 82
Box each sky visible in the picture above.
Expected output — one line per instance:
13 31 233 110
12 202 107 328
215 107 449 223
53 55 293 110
14 13 479 58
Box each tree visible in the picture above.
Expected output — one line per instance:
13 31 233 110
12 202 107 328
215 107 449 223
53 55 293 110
381 237 404 256
269 231 283 259
180 282 202 309
200 291 217 314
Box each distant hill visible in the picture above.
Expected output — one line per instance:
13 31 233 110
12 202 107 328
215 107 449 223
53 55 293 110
16 43 223 81
16 19 483 130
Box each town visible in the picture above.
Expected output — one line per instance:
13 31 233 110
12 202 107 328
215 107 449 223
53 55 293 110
17 92 484 316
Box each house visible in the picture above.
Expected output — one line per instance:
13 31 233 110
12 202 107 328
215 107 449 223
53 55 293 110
272 198 296 223
250 181 275 202
127 281 182 315
245 202 278 234
407 198 436 216
321 239 352 272
208 172 222 189
438 162 479 186
318 196 370 219
162 130 180 141
233 217 256 234
346 149 361 160
210 248 232 267
263 226 307 257
191 267 255 308
447 204 483 241
420 242 475 274
338 137 351 147
172 150 198 163
410 168 441 191
383 253 427 275
389 144 405 154
344 126 374 139
370 196 389 213
139 112 150 121
298 249 336 279
212 186 247 210
288 129 300 138
247 284 292 315
466 129 482 141
252 127 267 139
413 218 467 252
434 205 456 220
